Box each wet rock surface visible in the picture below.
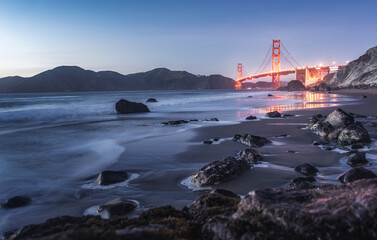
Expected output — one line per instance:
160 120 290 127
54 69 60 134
8 179 377 240
97 171 129 186
115 99 150 114
98 198 138 218
146 98 158 102
344 151 368 167
191 157 250 187
233 134 271 147
338 122 371 145
294 163 319 176
238 148 263 164
265 111 281 118
337 167 377 183
288 176 316 190
2 196 31 209
245 115 257 120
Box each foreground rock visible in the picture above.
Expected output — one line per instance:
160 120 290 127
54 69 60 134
2 196 31 209
191 157 250 187
97 171 129 186
98 198 137 217
337 167 376 183
306 108 371 145
294 163 319 176
238 148 263 164
245 115 257 120
288 176 316 190
9 179 377 240
115 99 150 114
265 111 281 118
233 134 271 147
344 151 368 167
146 98 157 102
277 80 307 91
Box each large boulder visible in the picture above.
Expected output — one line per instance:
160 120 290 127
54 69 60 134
2 196 31 209
98 198 137 217
338 122 371 145
277 80 307 91
146 98 158 103
96 171 129 186
115 99 150 114
294 163 319 176
191 157 250 187
238 149 263 164
233 134 271 148
324 108 354 129
337 167 376 183
288 176 316 190
265 111 281 118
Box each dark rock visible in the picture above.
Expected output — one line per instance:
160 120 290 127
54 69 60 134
317 82 331 91
189 119 198 122
324 146 335 151
277 80 307 91
361 95 367 98
294 163 319 176
283 114 294 117
206 118 219 122
351 144 364 149
338 167 377 183
311 114 325 123
238 148 263 164
344 151 368 167
338 122 371 145
245 115 257 120
233 134 271 148
115 99 150 114
265 111 281 118
203 141 213 145
213 137 220 141
312 140 329 145
287 150 296 153
2 196 31 209
98 198 137 217
288 176 316 190
213 189 240 198
307 120 333 138
267 94 273 96
191 157 250 187
146 98 158 103
247 95 253 98
97 171 129 186
324 108 354 128
162 120 189 125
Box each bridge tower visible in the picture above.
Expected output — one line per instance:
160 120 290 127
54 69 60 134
272 40 281 88
235 63 243 89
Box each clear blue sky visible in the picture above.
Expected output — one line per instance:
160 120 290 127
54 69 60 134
0 0 376 78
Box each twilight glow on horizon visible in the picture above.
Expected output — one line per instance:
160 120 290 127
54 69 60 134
0 0 376 78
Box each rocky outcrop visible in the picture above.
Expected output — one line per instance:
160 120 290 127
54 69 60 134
146 98 157 102
162 120 189 125
191 157 250 187
1 196 31 209
115 99 150 114
294 163 319 176
306 108 371 145
7 179 377 240
245 115 257 120
344 151 368 167
233 134 271 147
327 46 377 88
337 167 376 183
265 111 281 118
96 171 129 186
277 80 307 91
288 176 316 190
98 198 137 217
238 148 264 164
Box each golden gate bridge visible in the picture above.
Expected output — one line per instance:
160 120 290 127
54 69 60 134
235 39 345 89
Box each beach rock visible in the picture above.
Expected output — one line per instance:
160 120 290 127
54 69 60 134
307 120 333 138
161 120 189 125
288 176 316 190
351 144 364 149
265 111 281 118
324 108 354 128
191 157 250 187
213 137 220 141
115 99 150 114
206 118 219 122
232 179 377 239
277 80 307 91
287 150 296 153
98 198 137 217
311 113 325 123
146 98 157 103
97 170 129 186
294 163 319 176
247 95 253 98
203 140 212 144
344 151 368 167
238 148 263 164
2 196 31 209
190 119 198 122
283 114 294 117
267 94 273 96
233 134 271 148
338 122 371 145
338 167 377 183
245 115 257 120
361 95 367 99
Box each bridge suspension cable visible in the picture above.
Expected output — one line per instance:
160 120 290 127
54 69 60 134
281 51 296 69
280 41 302 68
253 43 272 75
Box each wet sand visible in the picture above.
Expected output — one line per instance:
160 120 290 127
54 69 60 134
175 89 377 195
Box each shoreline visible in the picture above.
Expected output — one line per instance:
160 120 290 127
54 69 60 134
3 89 377 239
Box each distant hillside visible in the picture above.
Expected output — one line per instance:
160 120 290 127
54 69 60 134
242 81 271 89
326 46 377 88
0 66 235 93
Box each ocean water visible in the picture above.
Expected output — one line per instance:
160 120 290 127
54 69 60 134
0 89 354 233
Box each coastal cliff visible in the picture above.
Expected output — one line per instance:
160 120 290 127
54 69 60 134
0 67 235 93
327 46 377 88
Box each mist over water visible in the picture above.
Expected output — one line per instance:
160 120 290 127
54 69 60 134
0 90 354 233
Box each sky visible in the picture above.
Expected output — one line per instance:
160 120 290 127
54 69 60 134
0 0 377 78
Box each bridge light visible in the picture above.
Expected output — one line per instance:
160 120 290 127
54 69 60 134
332 61 336 65
319 63 323 67
346 61 350 64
